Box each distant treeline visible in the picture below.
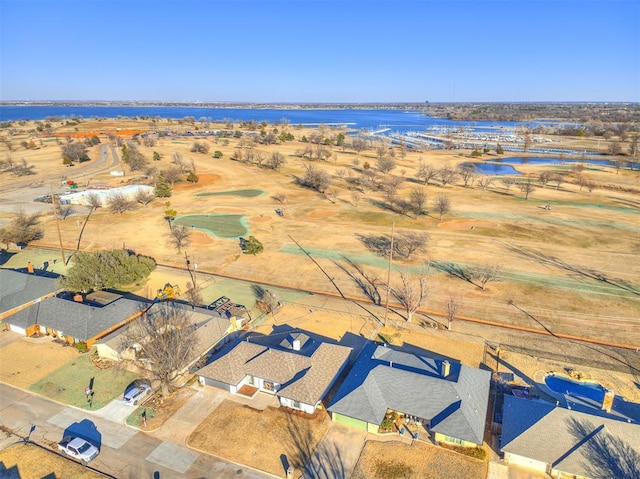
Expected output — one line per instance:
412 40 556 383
424 102 640 125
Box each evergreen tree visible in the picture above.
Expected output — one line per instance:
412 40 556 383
155 176 172 197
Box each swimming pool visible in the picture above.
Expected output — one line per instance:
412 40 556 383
545 374 606 403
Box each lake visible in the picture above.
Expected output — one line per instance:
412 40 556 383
460 162 521 175
0 105 532 135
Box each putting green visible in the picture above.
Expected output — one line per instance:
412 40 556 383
196 189 265 198
174 214 248 238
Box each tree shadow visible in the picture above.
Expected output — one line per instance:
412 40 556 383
333 257 383 305
283 414 346 479
355 233 391 257
567 417 640 479
503 243 640 296
430 260 475 286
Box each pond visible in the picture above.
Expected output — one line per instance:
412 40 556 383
545 374 606 403
460 162 521 175
174 214 248 238
493 156 616 167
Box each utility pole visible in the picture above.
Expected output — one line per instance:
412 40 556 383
50 183 66 265
383 222 395 326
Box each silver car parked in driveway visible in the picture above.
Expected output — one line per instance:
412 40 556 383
123 380 152 406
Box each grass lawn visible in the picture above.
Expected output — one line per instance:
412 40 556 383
0 443 105 479
351 440 487 479
174 214 248 238
28 353 139 410
188 400 329 478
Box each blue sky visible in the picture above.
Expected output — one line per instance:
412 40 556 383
1 0 638 102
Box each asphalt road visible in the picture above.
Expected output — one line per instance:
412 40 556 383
0 143 120 218
0 382 273 479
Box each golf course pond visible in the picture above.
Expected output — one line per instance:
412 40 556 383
173 214 248 238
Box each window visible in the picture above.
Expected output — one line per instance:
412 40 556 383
293 401 301 409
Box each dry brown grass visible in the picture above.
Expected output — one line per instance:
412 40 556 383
0 339 78 389
188 400 329 478
2 118 638 360
351 440 487 479
0 442 105 479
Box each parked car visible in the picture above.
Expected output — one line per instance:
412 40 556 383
57 436 99 463
123 381 152 406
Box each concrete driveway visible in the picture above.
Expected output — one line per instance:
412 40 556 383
302 422 367 479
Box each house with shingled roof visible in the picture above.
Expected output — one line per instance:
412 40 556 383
501 394 640 478
197 334 351 414
3 292 148 347
0 269 59 325
327 342 491 447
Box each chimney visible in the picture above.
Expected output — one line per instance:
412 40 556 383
292 338 301 351
602 389 615 413
73 294 83 302
442 360 450 378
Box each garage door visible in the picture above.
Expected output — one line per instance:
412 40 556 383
332 412 368 431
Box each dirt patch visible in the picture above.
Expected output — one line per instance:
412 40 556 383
351 440 486 479
0 338 78 389
188 400 329 478
189 230 215 245
0 443 105 479
173 173 221 191
308 209 338 219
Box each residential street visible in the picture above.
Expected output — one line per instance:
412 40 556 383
0 382 273 479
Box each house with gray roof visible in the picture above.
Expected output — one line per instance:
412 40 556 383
5 293 148 347
501 394 640 478
0 269 59 325
96 302 235 365
327 342 491 447
197 334 351 414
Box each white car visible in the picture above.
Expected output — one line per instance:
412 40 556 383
58 436 100 463
123 381 152 406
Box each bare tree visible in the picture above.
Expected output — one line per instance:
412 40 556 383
266 151 286 170
123 304 197 397
539 171 552 187
438 166 458 187
391 266 429 323
409 187 427 217
135 189 155 206
108 192 136 214
468 263 503 290
376 156 396 174
433 194 451 221
162 166 183 185
325 189 338 204
0 209 43 248
57 204 74 220
395 232 429 259
351 135 368 156
477 175 494 191
586 180 598 195
519 179 536 199
458 165 477 187
172 152 188 172
445 292 463 330
502 178 516 192
299 164 332 193
169 225 191 252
